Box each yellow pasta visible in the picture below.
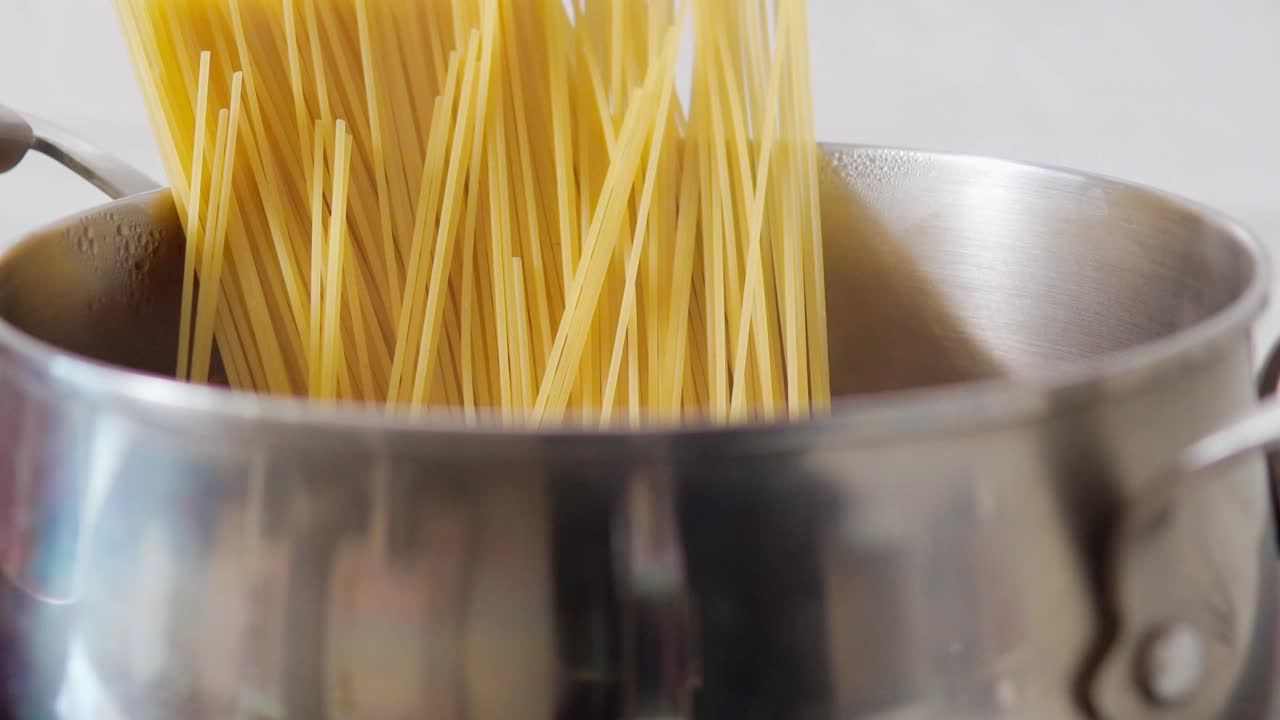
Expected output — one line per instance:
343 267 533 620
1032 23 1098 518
188 106 231 386
320 120 354 399
115 0 831 428
176 51 212 382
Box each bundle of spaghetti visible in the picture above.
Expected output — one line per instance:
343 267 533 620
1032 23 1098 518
113 0 831 427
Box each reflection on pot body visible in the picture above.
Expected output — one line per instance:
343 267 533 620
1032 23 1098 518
0 145 1277 719
65 450 562 720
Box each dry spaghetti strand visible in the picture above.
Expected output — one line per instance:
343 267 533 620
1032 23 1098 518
116 0 830 427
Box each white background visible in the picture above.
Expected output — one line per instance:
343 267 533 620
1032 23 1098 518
2 0 1279 334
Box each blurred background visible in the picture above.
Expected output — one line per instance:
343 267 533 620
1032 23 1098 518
2 0 1279 332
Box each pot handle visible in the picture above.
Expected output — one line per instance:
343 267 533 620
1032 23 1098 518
1090 338 1280 719
1258 331 1280 402
0 104 160 200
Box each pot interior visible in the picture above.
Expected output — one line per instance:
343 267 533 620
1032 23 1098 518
0 146 1260 402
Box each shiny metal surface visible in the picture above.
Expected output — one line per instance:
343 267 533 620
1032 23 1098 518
0 103 157 199
0 144 1277 719
0 106 35 175
1093 345 1280 718
1141 623 1206 705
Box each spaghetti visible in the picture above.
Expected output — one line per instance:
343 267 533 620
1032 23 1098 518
114 0 831 427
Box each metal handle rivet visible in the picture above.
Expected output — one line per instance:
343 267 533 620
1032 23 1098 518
1141 623 1205 706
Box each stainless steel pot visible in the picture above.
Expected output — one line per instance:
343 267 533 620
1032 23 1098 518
1 105 1278 720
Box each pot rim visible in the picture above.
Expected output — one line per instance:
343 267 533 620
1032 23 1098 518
0 143 1269 448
